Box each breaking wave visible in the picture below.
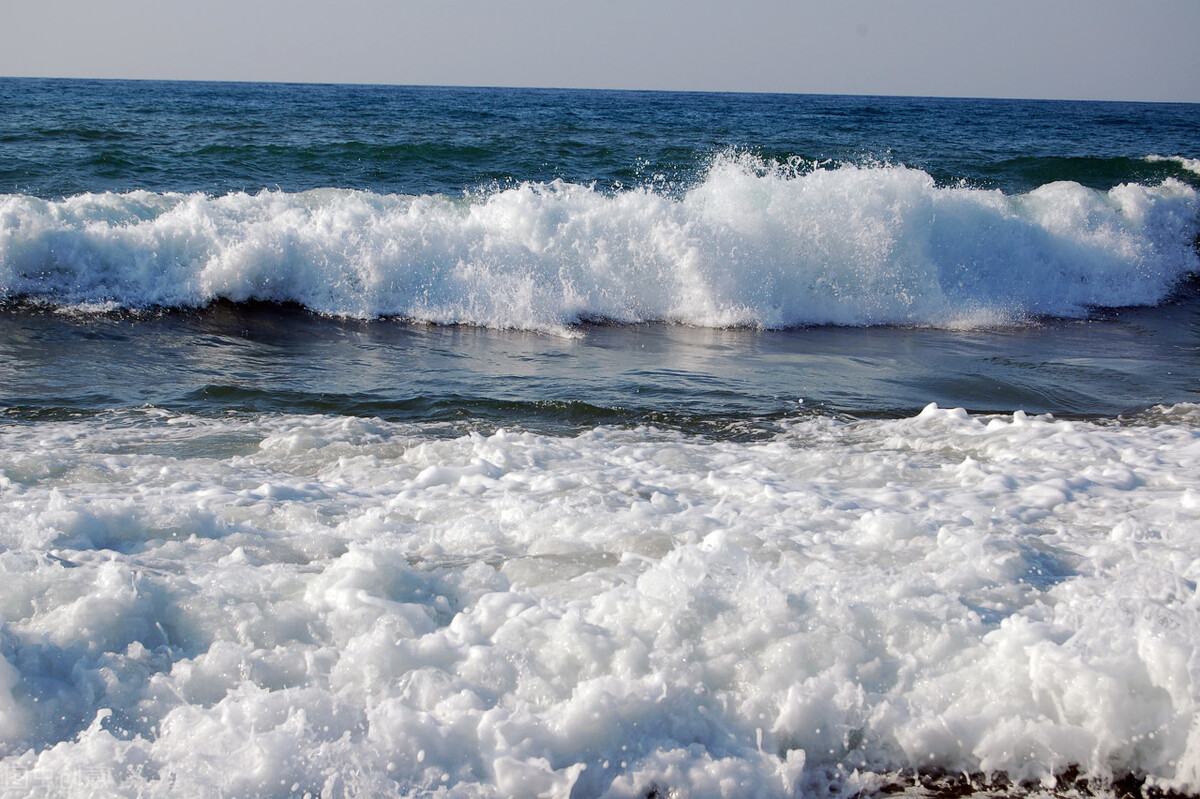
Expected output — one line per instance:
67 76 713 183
2 156 1197 333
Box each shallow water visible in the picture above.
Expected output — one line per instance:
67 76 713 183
3 288 1199 428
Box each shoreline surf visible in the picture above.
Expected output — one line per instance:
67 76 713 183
2 79 1199 798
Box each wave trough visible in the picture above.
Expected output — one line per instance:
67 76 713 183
2 157 1198 333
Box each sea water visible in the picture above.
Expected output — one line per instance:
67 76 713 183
0 79 1199 797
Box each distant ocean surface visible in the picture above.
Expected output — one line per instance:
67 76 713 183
0 78 1198 797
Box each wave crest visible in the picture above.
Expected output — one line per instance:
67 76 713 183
2 156 1197 332
1145 154 1200 177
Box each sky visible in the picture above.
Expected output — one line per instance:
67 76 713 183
2 0 1198 103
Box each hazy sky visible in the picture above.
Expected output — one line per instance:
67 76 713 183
3 0 1198 102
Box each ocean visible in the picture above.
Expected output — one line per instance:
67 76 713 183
0 78 1198 798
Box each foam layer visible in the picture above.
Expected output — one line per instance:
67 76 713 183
0 405 1198 796
2 157 1197 332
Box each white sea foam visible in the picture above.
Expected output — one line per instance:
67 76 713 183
2 158 1197 333
0 406 1198 795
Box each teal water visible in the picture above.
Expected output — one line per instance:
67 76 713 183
3 79 1199 199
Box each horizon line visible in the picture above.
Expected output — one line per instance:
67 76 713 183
3 74 1197 107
